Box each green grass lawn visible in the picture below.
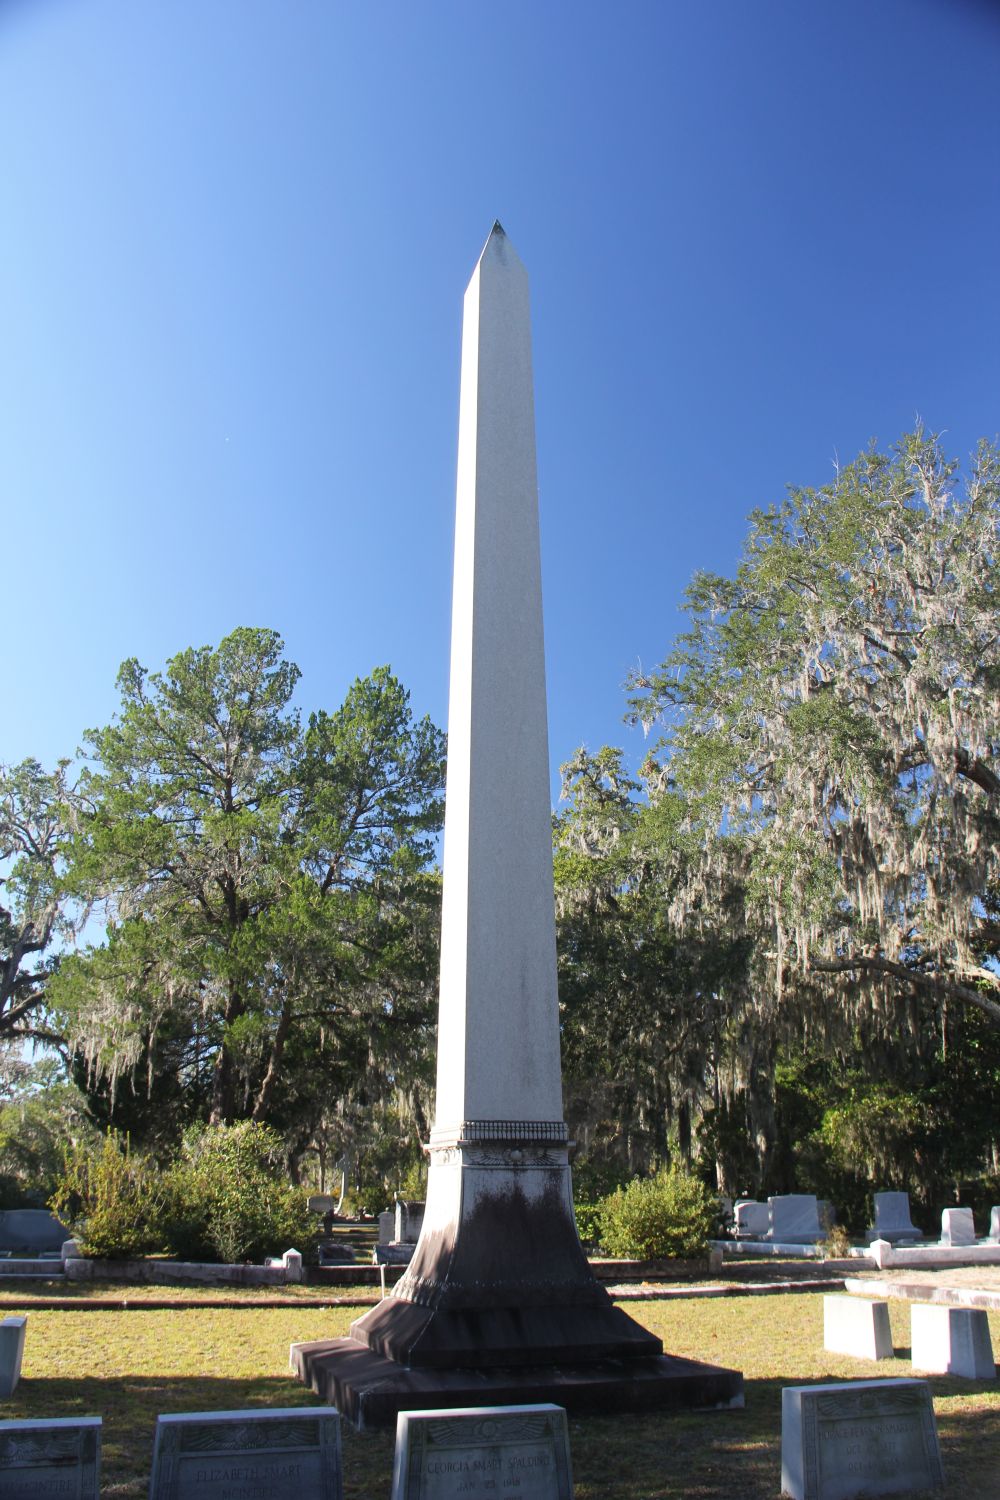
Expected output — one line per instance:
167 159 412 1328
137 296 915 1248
2 1291 998 1498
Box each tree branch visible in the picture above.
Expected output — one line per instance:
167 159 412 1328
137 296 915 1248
809 953 1000 1027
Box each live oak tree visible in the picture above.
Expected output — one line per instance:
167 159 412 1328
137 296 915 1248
0 759 77 1047
554 746 749 1185
628 429 1000 1042
51 628 445 1161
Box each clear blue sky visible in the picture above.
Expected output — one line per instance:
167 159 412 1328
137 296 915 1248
3 0 998 796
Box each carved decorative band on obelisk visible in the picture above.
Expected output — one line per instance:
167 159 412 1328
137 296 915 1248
291 224 743 1424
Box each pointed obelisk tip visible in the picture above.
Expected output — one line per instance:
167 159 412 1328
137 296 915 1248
476 218 521 273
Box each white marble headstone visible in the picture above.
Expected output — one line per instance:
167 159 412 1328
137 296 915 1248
734 1200 770 1238
940 1207 975 1246
911 1304 995 1379
770 1194 824 1244
149 1407 342 1500
870 1193 920 1243
823 1297 893 1362
0 1416 101 1500
781 1379 942 1499
0 1315 27 1398
391 1405 573 1500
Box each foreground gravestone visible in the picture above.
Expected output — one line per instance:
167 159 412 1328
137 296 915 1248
770 1194 824 1244
989 1206 1000 1243
782 1379 943 1500
867 1192 920 1244
391 1405 573 1500
911 1304 996 1379
940 1207 976 1246
823 1297 893 1362
378 1211 396 1245
0 1416 101 1500
149 1408 342 1500
0 1316 27 1398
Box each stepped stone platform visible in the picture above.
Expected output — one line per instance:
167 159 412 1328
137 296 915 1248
291 1338 744 1430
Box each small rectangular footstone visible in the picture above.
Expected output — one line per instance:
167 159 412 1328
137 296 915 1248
823 1297 893 1361
911 1304 996 1379
0 1316 27 1398
0 1416 101 1500
781 1378 942 1500
391 1404 572 1500
148 1407 342 1500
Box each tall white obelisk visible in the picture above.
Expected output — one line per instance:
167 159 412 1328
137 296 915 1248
349 223 658 1366
292 225 743 1422
434 222 563 1129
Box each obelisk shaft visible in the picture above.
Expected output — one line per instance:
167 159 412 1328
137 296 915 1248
435 222 563 1129
344 223 663 1374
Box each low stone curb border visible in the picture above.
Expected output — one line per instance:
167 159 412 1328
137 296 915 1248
0 1295 379 1311
845 1274 1000 1312
609 1277 846 1301
0 1276 848 1312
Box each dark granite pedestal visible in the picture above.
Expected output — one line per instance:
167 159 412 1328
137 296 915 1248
290 1138 744 1429
291 1336 745 1430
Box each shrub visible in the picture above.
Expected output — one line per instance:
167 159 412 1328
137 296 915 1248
596 1165 715 1260
159 1122 318 1264
573 1199 603 1249
49 1133 164 1259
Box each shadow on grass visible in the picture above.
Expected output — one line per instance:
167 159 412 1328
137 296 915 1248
5 1371 1000 1500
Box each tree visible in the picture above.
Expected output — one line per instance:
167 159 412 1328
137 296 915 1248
51 627 445 1163
0 759 77 1046
628 429 1000 1040
554 747 748 1184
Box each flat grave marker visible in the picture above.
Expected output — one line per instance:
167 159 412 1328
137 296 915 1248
391 1404 573 1500
149 1407 342 1500
0 1416 101 1500
781 1378 943 1499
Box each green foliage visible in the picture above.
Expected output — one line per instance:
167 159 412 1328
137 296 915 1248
0 1059 97 1206
0 759 78 1043
160 1123 318 1264
48 628 445 1170
596 1166 715 1260
628 429 1000 1036
573 1199 603 1248
556 747 746 1183
48 1122 317 1264
49 1133 163 1259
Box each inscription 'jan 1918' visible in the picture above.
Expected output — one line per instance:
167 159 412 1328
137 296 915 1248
392 1406 573 1500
